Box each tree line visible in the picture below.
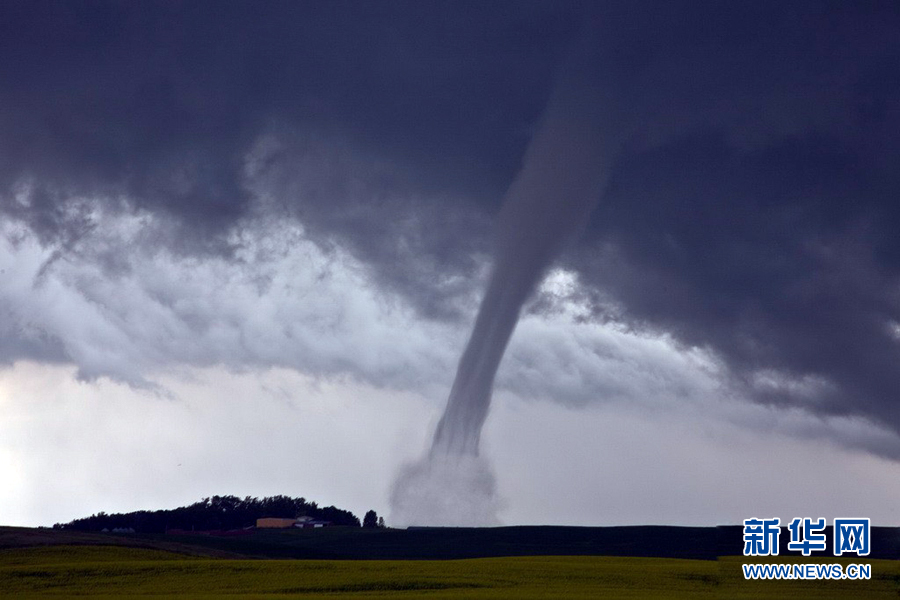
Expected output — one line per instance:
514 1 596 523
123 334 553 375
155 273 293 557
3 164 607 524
53 495 364 533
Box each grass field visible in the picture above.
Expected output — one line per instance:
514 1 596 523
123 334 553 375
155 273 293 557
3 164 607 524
2 545 899 599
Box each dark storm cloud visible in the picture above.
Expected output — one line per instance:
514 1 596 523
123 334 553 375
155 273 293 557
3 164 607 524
0 2 572 241
0 0 578 302
568 2 900 434
2 1 900 439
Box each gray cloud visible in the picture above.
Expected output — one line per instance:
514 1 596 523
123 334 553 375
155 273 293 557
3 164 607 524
0 210 462 390
563 3 900 439
0 0 573 251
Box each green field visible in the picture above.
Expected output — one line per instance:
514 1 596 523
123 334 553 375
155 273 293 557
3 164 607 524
2 545 898 599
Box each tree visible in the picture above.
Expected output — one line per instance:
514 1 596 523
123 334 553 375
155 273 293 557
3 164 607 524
363 510 378 528
54 495 361 532
377 516 385 529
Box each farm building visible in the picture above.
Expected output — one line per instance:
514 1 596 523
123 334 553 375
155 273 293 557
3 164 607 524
296 520 330 529
255 517 332 529
256 517 299 529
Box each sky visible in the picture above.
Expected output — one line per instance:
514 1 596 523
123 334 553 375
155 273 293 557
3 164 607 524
2 0 900 528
